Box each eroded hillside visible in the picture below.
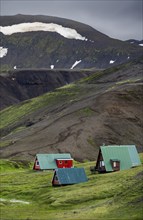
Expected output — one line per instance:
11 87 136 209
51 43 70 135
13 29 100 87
0 58 143 161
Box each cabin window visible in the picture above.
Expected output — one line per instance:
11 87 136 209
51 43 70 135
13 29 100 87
59 161 62 164
55 175 58 181
100 161 105 167
65 160 68 164
113 162 116 167
36 161 39 166
110 159 120 171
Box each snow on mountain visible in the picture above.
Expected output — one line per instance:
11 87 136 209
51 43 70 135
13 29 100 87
0 22 87 41
0 198 30 205
1 15 142 70
71 60 82 69
109 60 115 64
127 39 143 47
0 47 8 58
50 65 54 69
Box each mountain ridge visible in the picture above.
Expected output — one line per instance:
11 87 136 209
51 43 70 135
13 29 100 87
1 14 142 70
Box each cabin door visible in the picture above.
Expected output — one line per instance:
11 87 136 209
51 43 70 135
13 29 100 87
99 160 106 172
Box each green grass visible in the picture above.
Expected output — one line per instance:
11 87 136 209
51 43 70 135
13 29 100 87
0 159 32 172
78 71 102 83
116 78 142 85
78 62 129 84
0 155 143 220
77 107 96 117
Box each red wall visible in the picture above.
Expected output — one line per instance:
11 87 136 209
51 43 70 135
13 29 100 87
33 159 40 170
56 159 73 168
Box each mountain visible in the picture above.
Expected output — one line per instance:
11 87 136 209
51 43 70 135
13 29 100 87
0 14 142 71
0 57 143 161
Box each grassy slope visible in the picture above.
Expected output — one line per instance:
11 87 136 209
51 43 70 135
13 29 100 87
0 155 143 220
0 60 141 131
0 83 80 130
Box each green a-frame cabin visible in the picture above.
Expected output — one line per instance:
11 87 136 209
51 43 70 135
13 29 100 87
95 145 141 173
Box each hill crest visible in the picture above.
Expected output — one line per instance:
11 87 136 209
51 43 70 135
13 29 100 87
0 14 142 70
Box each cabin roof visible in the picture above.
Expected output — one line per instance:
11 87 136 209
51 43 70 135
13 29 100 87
100 145 141 171
54 168 88 185
36 153 72 169
56 158 73 161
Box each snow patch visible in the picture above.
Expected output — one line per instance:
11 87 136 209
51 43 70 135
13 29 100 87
89 40 94 43
127 56 130 59
0 198 30 204
50 65 54 69
139 44 143 46
10 199 30 204
109 60 115 64
14 66 17 69
0 22 87 41
0 47 8 58
71 60 82 69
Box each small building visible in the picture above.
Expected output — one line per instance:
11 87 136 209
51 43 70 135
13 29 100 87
95 145 141 173
33 153 73 170
52 168 88 186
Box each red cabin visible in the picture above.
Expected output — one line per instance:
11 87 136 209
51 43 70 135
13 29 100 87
33 153 73 170
56 159 73 168
34 158 40 170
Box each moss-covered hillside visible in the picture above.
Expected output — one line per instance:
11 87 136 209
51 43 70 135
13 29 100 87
0 155 143 220
0 58 143 161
